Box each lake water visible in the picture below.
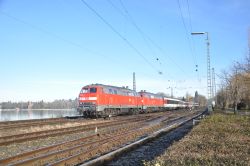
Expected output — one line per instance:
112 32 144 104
0 109 79 121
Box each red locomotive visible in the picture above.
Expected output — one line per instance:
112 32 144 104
139 91 164 112
77 84 198 118
78 84 140 117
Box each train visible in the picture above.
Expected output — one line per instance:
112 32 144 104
77 84 199 118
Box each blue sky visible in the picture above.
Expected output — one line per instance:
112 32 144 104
0 0 249 102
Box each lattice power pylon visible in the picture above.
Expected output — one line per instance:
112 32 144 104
248 28 250 70
206 33 212 100
212 68 216 98
191 32 212 101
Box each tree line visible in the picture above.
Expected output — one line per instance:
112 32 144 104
216 55 250 111
1 99 78 109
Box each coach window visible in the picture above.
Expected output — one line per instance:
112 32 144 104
90 87 97 93
114 90 117 94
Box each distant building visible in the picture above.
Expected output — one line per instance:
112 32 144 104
194 91 199 103
28 101 33 109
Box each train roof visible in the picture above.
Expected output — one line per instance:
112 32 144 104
139 91 163 98
84 83 136 93
164 97 184 102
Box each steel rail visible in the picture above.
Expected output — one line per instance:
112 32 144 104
51 121 161 166
10 124 141 166
0 116 159 165
0 116 152 146
0 119 83 131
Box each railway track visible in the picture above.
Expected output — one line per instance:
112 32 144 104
0 117 64 126
0 114 162 165
82 110 206 166
0 111 199 166
0 118 82 131
0 112 167 131
1 123 146 165
0 115 156 146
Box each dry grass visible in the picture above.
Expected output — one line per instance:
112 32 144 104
144 111 250 166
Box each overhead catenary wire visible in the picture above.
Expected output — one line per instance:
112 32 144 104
5 2 204 92
1 9 163 86
79 0 161 75
118 0 156 54
0 8 172 92
0 9 157 79
114 0 188 78
0 10 112 61
106 0 204 94
186 0 193 33
117 0 167 76
107 0 179 79
118 0 172 77
177 0 203 96
176 0 199 73
186 0 201 81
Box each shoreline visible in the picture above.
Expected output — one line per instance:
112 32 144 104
0 108 76 111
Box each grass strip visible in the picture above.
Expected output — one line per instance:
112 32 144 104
144 111 250 166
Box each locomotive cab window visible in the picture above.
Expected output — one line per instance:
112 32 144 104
128 92 134 96
81 88 88 94
90 87 97 93
109 89 113 94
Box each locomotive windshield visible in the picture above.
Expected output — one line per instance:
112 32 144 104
80 87 97 93
90 87 97 93
81 88 88 94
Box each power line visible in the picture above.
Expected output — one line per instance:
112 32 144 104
106 0 203 90
106 0 128 20
0 8 171 89
118 0 168 76
118 0 169 76
186 0 200 81
107 0 186 78
107 0 206 89
186 0 193 34
0 10 111 60
176 0 199 73
79 0 160 74
116 0 188 77
106 0 172 78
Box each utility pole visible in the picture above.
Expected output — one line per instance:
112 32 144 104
248 28 250 71
133 72 136 91
167 86 174 98
211 68 214 98
212 68 216 98
234 67 238 114
191 32 212 111
206 33 212 101
171 87 173 98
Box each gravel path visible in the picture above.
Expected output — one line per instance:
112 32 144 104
107 121 194 166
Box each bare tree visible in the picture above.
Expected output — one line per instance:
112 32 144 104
216 56 250 112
